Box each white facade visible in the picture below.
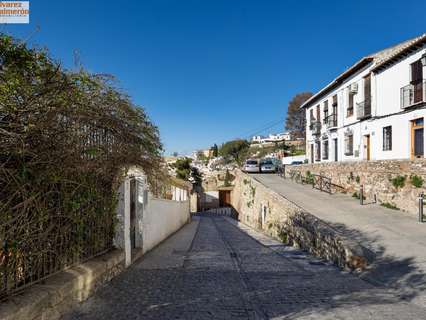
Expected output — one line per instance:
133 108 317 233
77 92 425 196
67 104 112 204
303 34 426 163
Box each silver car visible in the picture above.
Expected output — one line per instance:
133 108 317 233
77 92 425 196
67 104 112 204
260 159 277 173
243 159 260 173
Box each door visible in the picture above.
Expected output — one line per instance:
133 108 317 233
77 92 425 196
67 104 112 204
333 138 338 161
411 118 424 159
310 144 314 163
219 190 231 207
364 135 371 160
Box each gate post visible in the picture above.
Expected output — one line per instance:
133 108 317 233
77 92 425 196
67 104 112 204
124 178 132 267
419 193 424 223
360 184 364 206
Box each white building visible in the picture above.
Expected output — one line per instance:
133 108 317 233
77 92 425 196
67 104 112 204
302 33 426 163
252 132 291 144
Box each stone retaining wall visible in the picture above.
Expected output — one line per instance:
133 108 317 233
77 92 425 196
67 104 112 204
230 170 371 270
0 249 125 320
286 159 426 214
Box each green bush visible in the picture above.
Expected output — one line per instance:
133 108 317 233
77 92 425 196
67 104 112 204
380 202 399 210
355 175 360 183
0 34 164 292
352 192 365 200
390 175 406 189
305 171 314 184
410 175 424 188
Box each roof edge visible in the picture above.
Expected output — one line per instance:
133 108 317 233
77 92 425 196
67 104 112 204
300 57 373 109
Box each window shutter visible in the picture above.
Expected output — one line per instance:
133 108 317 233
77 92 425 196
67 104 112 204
411 60 423 84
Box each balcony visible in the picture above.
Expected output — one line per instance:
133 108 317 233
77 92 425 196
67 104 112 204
356 98 371 120
401 80 426 109
324 113 337 129
309 120 321 136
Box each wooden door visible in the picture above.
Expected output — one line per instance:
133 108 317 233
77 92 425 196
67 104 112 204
219 190 231 207
365 135 371 160
411 118 424 159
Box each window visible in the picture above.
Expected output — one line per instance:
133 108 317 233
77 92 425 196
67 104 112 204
410 61 424 104
332 95 338 118
383 126 392 151
310 109 314 123
316 105 321 123
323 100 329 124
344 134 353 155
347 90 354 117
411 60 423 84
322 139 329 160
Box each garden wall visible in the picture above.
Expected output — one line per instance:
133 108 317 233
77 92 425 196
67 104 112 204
286 159 426 214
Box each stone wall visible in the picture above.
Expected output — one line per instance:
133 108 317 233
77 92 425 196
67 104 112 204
230 170 371 270
286 159 426 214
0 250 124 320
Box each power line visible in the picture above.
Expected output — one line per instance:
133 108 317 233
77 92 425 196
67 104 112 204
238 118 284 138
244 117 285 140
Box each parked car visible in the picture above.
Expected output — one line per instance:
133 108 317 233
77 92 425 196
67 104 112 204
260 159 277 173
243 159 260 173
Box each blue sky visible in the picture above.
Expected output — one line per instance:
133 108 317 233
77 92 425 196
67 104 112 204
5 0 426 155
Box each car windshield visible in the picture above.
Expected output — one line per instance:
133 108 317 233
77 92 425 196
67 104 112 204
262 160 273 165
246 160 258 165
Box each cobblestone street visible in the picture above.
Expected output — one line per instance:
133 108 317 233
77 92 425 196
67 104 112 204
64 216 426 319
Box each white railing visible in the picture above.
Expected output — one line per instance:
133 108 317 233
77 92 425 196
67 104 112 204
204 207 235 217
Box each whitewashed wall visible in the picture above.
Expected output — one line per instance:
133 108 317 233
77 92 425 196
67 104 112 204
114 167 191 266
306 42 426 163
142 196 190 254
281 155 306 165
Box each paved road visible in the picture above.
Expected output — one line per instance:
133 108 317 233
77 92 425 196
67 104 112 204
251 173 426 305
64 216 426 319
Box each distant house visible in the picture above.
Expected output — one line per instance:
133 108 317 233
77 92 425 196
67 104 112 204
251 132 291 144
192 148 213 160
302 33 426 163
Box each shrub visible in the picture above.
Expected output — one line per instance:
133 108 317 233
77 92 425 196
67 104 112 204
0 34 164 291
390 175 406 189
380 202 399 210
352 192 365 200
355 175 360 183
410 175 424 188
278 230 288 243
305 171 314 184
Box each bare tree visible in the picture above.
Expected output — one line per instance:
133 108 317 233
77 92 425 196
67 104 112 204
285 92 313 139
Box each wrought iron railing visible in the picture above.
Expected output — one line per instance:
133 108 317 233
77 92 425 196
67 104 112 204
288 170 332 194
325 114 337 128
356 98 371 120
1 207 114 300
309 120 321 135
401 80 426 109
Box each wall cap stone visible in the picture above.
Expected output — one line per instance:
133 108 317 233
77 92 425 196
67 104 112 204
235 169 373 271
0 249 125 320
